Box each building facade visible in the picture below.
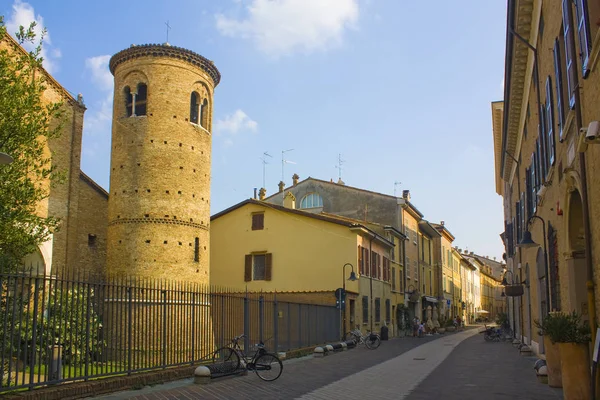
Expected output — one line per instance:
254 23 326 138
492 0 600 355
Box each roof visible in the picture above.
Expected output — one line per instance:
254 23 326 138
79 171 108 199
1 32 85 111
211 199 394 247
109 43 221 86
265 176 425 218
491 101 505 196
431 223 455 241
418 220 442 238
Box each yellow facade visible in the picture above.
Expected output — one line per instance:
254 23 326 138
210 200 399 336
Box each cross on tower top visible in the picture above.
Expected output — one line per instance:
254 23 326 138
165 21 171 43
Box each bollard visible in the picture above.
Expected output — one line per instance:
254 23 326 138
194 366 211 384
313 347 326 357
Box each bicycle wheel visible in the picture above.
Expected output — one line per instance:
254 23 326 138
365 334 381 349
212 347 240 372
254 353 283 381
344 331 358 343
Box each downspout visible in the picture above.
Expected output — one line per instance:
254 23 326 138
369 235 374 333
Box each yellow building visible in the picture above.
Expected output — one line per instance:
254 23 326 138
450 248 463 319
492 0 600 355
210 198 403 336
432 222 455 319
417 220 442 322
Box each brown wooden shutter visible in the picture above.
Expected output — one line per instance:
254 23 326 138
358 245 363 275
244 255 252 281
265 253 273 281
365 250 370 277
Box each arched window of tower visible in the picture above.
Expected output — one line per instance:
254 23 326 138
124 86 133 117
135 83 148 116
190 92 200 124
200 98 209 129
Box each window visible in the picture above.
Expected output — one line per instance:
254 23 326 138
563 0 577 109
135 83 147 116
194 237 199 262
406 256 410 278
299 193 323 209
545 77 556 172
385 299 391 323
362 296 369 323
358 245 364 275
200 98 209 129
190 92 200 124
392 267 396 290
88 234 97 247
554 38 566 141
575 0 592 77
252 213 264 230
244 253 272 281
124 86 133 117
375 298 381 322
390 237 395 261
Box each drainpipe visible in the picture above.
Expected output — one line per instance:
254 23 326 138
369 235 374 333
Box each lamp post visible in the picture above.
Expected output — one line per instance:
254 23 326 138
518 215 550 318
340 263 357 338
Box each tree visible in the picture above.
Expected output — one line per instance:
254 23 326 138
0 17 65 271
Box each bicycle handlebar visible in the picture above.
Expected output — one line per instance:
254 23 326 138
232 334 246 342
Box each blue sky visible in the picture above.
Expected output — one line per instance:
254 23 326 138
2 0 507 260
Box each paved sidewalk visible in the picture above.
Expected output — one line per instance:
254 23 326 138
405 334 564 400
92 328 563 400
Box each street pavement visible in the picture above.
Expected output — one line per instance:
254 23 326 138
92 327 564 400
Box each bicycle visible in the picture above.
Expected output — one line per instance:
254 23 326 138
212 334 283 381
344 329 381 349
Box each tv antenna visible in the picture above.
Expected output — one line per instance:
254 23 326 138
259 151 272 189
394 181 402 197
165 21 171 43
281 149 296 181
335 154 345 181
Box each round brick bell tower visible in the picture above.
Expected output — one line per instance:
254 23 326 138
106 44 220 282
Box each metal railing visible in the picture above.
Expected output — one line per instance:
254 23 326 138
0 271 339 393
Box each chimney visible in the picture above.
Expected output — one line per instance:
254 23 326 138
337 178 345 185
458 248 462 253
494 256 497 261
283 192 296 209
258 187 266 201
292 173 299 186
278 181 285 193
470 251 474 256
402 190 410 201
441 220 445 226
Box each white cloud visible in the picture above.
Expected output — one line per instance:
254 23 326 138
5 0 61 73
215 0 359 56
214 109 258 136
85 55 113 91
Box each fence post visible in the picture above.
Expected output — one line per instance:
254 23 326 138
29 277 41 387
191 292 195 364
84 284 91 381
162 289 167 368
273 293 278 352
127 286 133 375
298 304 302 349
287 302 291 351
243 294 249 353
259 295 264 343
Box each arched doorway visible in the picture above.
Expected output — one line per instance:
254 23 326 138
565 189 587 318
536 248 547 353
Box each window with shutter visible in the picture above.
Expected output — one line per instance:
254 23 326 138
245 255 252 282
575 0 592 77
520 194 526 241
362 296 369 323
392 267 396 290
539 108 548 180
365 250 370 277
265 253 272 281
358 246 363 275
375 298 381 322
554 38 566 140
253 254 266 280
385 299 391 323
516 202 521 244
526 168 532 218
563 0 577 109
545 77 556 171
406 256 410 278
252 213 264 230
371 251 377 277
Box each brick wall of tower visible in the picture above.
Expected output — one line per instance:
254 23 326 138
106 48 217 283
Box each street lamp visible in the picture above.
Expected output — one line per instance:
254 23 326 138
518 215 550 318
340 263 357 338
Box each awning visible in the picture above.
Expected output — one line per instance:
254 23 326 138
422 296 438 303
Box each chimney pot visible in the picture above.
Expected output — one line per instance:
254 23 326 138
253 188 257 199
441 220 445 226
278 181 285 193
258 188 266 201
292 173 299 186
402 190 410 201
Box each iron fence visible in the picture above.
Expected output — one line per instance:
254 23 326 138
0 271 339 393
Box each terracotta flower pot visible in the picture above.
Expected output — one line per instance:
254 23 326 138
543 336 562 388
558 342 590 400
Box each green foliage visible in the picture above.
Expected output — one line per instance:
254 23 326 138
534 311 591 344
0 17 65 271
495 312 509 327
1 278 104 375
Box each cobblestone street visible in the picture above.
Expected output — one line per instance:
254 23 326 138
93 327 564 400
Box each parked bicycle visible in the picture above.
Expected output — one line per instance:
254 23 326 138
481 324 511 342
212 334 283 381
344 329 381 349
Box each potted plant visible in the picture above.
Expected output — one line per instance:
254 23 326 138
445 318 456 332
534 313 563 388
543 312 591 399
